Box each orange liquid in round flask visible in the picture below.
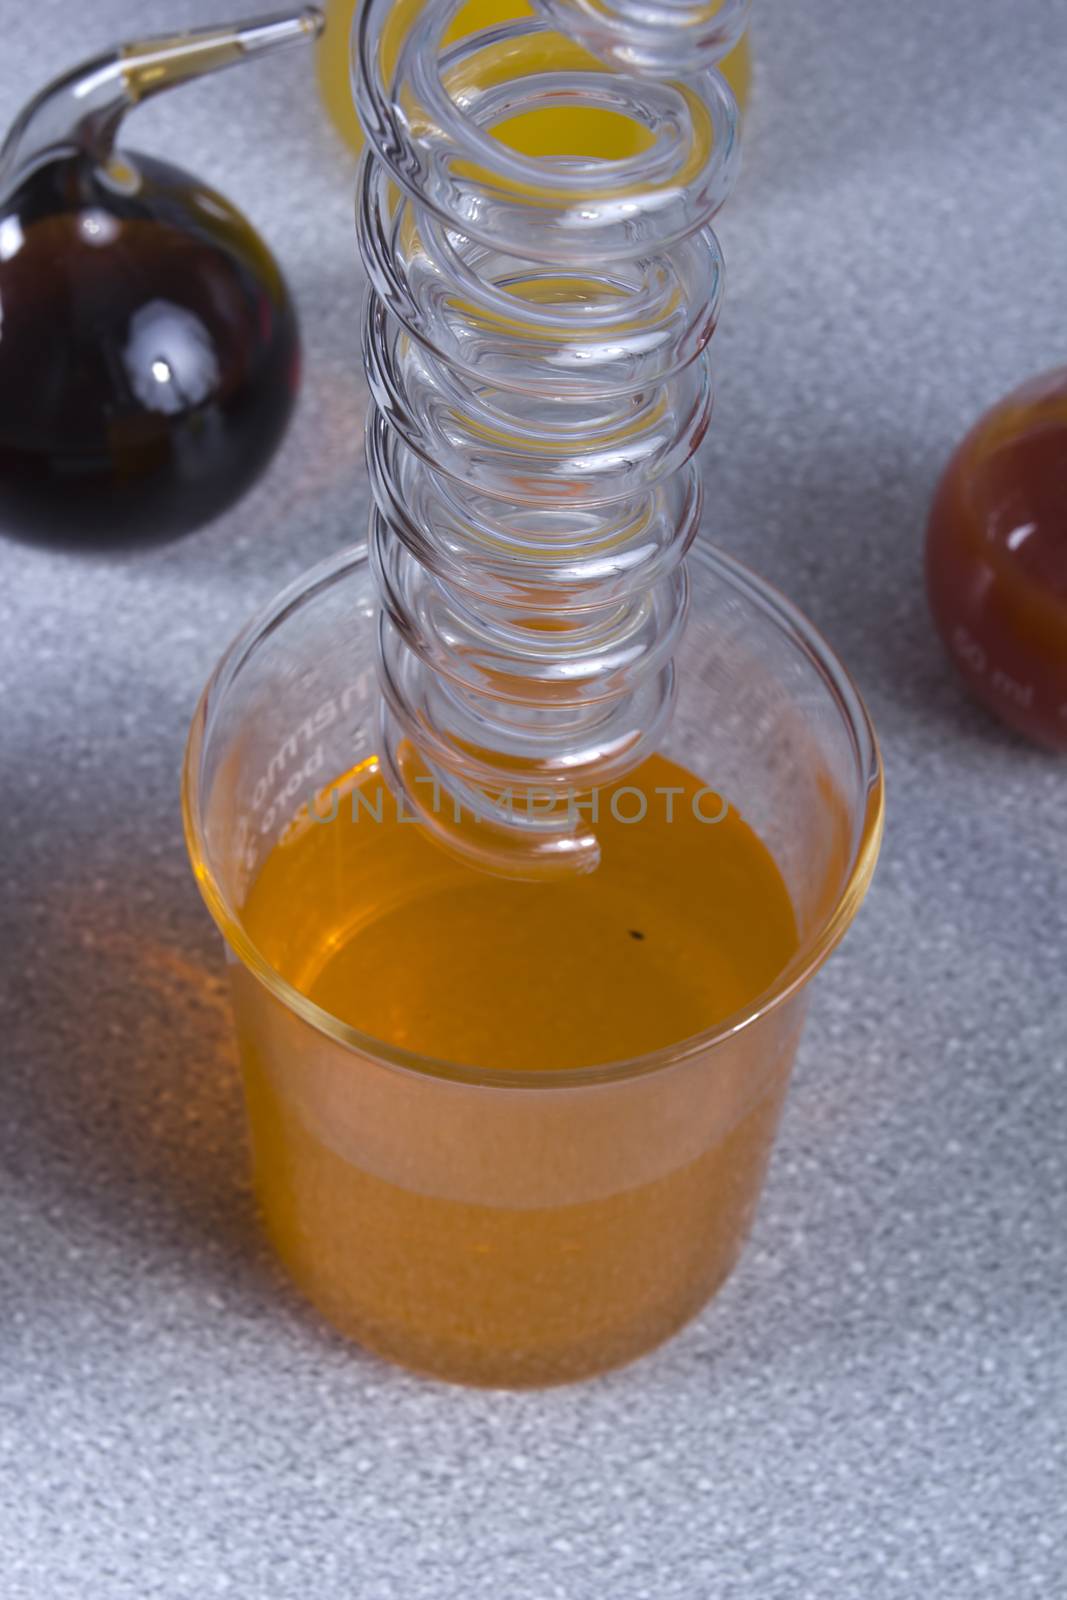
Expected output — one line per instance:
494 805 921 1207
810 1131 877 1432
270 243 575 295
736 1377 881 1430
316 0 752 157
925 368 1067 752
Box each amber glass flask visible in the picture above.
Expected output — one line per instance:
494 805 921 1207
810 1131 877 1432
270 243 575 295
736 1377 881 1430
0 10 321 546
926 368 1067 752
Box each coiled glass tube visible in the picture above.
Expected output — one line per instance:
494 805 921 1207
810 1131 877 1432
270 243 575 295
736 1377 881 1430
355 0 748 876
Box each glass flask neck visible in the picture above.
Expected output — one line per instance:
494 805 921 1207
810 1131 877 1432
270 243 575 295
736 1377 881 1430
0 6 323 198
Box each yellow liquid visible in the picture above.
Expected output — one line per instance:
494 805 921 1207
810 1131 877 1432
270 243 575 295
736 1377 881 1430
233 753 800 1384
317 0 752 157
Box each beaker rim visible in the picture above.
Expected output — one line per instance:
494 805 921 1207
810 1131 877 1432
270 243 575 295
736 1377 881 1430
182 540 884 1091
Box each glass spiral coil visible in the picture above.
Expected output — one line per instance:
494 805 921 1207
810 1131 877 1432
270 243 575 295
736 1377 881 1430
355 0 749 876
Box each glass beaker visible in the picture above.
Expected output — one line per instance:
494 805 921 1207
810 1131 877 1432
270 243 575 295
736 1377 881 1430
182 541 883 1386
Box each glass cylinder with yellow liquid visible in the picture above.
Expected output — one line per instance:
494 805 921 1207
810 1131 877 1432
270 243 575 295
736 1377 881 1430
316 0 752 158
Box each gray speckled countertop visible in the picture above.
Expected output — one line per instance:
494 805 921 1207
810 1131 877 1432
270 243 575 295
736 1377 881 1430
1 1 1065 1595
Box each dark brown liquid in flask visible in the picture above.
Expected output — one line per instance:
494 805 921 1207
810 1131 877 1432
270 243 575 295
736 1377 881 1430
0 11 320 548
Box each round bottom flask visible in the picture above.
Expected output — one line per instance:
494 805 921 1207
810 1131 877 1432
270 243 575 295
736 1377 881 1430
926 367 1067 751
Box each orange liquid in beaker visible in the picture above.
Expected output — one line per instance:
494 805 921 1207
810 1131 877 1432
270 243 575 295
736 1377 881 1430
234 752 798 1384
